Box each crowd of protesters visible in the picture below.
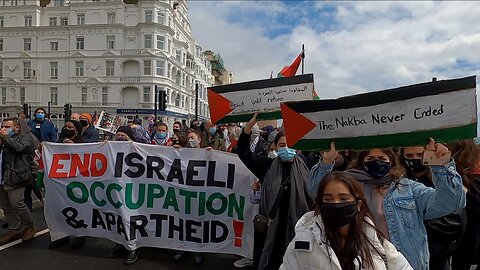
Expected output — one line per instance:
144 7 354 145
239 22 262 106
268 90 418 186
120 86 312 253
0 109 478 270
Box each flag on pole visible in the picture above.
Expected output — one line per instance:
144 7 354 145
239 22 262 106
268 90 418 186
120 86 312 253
277 51 303 78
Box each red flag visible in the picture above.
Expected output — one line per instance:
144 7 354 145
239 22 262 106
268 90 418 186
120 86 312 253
277 51 303 78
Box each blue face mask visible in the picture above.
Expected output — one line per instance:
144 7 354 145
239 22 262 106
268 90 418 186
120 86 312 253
156 131 167 140
36 113 45 120
208 127 216 135
6 128 14 137
278 147 296 162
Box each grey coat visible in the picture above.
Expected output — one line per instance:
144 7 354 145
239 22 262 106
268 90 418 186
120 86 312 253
1 120 39 189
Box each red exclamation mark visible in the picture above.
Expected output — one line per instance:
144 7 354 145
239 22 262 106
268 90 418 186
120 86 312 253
233 220 244 247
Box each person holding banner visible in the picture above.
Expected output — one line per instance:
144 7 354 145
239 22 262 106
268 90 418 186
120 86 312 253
309 140 466 270
399 146 466 270
151 123 172 146
107 125 140 265
281 171 412 270
79 113 99 143
237 113 312 270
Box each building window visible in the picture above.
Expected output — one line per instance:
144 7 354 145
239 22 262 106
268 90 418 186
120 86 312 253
157 10 165 24
77 13 85 25
143 87 150 102
11 0 17 5
107 12 116 24
76 36 84 50
60 17 68 26
54 0 64 7
167 63 171 78
0 38 3 51
20 87 25 104
0 62 3 79
156 35 165 50
144 34 152 49
23 61 31 79
145 10 153 23
75 61 84 76
101 86 108 105
1 87 6 105
143 60 151 75
106 61 114 76
0 17 4 28
50 62 58 79
24 15 32 27
49 17 57 26
175 93 181 107
106 35 115 49
167 39 171 53
175 71 181 84
50 41 58 51
81 87 87 105
23 38 31 51
156 60 164 76
176 50 181 62
50 87 58 105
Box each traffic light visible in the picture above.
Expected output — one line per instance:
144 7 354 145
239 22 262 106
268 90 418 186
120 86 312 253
158 90 167 111
23 103 29 115
64 103 72 122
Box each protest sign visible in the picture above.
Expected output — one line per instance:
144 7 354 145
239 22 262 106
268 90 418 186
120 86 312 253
208 74 315 124
43 142 256 258
281 76 477 150
94 111 128 133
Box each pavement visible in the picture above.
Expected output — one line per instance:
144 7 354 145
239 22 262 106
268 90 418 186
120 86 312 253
0 206 244 270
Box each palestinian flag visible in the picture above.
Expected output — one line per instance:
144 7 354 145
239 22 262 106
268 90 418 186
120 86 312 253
277 52 302 78
281 76 477 150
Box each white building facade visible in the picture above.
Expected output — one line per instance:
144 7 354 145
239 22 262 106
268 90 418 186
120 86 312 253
0 0 212 128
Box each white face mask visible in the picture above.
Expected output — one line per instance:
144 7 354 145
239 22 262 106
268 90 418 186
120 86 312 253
268 150 278 159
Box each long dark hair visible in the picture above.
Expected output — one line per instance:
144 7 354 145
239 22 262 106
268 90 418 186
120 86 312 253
398 147 432 184
446 139 480 189
352 148 405 179
315 172 384 270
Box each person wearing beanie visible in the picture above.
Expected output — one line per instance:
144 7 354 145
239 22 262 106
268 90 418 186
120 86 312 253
27 107 57 143
57 120 84 143
114 126 135 141
79 113 99 142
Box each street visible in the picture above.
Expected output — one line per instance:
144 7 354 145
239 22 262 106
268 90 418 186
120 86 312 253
0 206 242 270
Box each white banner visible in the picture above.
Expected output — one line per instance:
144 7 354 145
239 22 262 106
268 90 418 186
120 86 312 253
43 142 256 258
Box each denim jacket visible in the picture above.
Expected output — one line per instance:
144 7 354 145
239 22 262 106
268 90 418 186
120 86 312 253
309 160 466 270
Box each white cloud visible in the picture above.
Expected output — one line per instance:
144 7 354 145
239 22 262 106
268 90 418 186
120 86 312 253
189 1 480 99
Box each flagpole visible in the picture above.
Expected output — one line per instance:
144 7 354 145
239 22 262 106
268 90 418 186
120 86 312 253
301 44 305 75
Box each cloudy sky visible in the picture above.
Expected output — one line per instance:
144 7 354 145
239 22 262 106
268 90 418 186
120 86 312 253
188 1 480 100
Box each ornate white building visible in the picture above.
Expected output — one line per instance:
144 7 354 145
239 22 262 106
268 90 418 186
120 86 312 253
0 0 213 128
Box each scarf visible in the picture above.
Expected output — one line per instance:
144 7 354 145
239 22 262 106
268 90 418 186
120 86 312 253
259 156 312 269
346 169 394 186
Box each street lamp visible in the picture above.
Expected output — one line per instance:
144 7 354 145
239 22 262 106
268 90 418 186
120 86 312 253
195 81 199 121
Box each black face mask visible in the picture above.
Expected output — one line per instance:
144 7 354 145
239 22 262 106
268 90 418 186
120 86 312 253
173 129 180 133
364 160 391 179
405 158 426 173
333 156 345 171
80 119 89 127
322 201 358 228
61 128 76 139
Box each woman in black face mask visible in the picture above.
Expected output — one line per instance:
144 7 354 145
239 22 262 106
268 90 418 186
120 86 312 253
400 146 466 270
281 171 411 270
309 140 466 270
56 120 84 143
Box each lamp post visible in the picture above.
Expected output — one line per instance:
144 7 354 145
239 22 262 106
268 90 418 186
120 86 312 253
195 81 199 121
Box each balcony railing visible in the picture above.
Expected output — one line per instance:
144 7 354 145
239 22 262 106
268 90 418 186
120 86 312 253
120 76 140 83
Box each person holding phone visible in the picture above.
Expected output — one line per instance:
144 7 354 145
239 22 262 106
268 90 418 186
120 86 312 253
308 139 466 270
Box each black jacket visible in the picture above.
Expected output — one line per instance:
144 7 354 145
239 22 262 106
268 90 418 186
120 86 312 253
236 130 273 183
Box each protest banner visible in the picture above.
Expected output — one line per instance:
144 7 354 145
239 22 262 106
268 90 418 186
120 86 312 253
281 76 477 150
94 111 128 133
208 74 314 124
43 142 256 258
